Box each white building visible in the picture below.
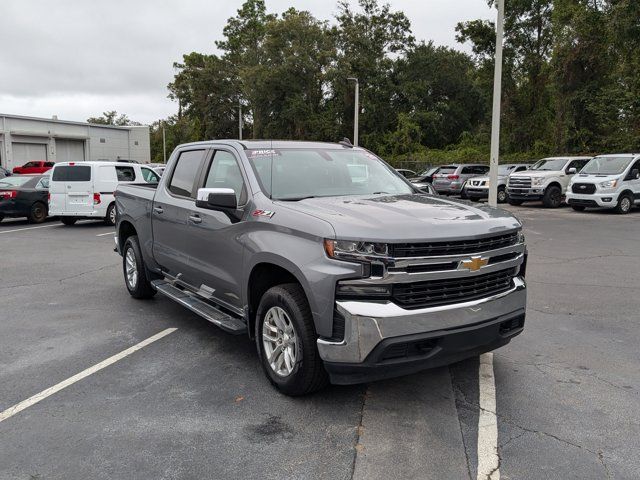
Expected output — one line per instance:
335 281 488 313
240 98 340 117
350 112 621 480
0 113 150 170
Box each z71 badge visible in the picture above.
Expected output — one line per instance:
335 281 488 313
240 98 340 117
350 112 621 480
252 209 275 218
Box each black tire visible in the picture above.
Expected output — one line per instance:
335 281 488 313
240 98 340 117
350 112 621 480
60 217 77 226
105 203 116 226
28 201 47 224
571 205 586 212
459 189 468 199
469 197 480 202
508 199 524 206
614 194 633 214
255 283 328 396
497 187 508 204
542 185 562 208
122 235 156 299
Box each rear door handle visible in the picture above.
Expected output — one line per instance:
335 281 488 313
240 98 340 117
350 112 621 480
153 206 164 214
189 214 202 224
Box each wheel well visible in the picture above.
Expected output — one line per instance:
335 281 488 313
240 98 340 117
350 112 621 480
247 263 300 338
118 220 137 251
545 182 562 192
619 189 633 198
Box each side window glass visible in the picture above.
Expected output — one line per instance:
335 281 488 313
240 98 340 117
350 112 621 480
461 167 472 174
168 150 206 197
115 166 136 182
204 150 247 204
141 168 159 183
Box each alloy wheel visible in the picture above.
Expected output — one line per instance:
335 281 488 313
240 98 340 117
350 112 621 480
262 306 298 377
125 247 138 288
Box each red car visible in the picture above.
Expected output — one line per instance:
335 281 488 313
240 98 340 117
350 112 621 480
13 161 54 174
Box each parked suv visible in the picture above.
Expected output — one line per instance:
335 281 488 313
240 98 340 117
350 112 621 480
507 156 591 208
49 161 160 226
566 154 640 214
115 141 527 395
432 164 490 195
464 164 529 203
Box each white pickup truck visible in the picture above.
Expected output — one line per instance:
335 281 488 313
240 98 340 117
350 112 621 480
507 156 592 208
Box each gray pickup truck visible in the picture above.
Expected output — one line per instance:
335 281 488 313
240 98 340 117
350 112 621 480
115 140 527 395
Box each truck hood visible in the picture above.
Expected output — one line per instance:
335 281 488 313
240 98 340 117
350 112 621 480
572 173 619 183
510 170 561 179
278 194 521 243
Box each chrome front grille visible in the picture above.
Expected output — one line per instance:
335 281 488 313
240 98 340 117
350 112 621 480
508 176 532 188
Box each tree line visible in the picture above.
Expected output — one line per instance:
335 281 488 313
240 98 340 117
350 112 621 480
95 0 640 165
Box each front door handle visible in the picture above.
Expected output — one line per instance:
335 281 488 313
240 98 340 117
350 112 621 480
153 206 164 214
189 214 202 224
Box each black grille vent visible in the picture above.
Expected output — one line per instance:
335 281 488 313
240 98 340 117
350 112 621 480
392 268 516 310
390 232 518 258
571 183 596 194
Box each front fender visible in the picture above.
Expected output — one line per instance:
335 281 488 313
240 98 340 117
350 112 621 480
242 230 361 338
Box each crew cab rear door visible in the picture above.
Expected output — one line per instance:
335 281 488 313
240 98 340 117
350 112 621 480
151 148 209 282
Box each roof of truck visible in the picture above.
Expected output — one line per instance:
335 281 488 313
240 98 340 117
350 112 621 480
177 139 358 150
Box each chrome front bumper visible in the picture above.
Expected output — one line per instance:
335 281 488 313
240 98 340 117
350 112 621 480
317 277 526 364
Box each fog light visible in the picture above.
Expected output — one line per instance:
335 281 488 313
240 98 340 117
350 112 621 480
602 197 612 202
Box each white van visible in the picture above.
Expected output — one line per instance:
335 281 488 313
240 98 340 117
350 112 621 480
49 161 160 226
566 153 640 214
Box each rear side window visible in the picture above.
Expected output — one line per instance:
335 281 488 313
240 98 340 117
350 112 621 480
45 162 55 167
115 166 136 182
168 150 206 197
52 166 91 182
141 167 159 183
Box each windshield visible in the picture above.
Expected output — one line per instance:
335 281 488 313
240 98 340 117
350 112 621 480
247 148 414 200
581 156 632 175
530 158 568 171
0 176 32 188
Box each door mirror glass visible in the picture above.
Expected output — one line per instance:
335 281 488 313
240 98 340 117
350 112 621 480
196 187 237 210
567 167 577 174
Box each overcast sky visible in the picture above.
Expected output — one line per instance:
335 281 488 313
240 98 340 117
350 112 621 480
0 0 494 125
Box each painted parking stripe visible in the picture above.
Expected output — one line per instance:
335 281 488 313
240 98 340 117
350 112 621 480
477 352 500 480
96 231 115 237
0 328 177 424
0 224 59 234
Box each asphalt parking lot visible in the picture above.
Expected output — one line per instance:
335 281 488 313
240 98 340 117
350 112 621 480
1 204 639 480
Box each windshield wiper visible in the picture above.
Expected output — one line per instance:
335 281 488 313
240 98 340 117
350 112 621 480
372 191 389 194
277 195 317 201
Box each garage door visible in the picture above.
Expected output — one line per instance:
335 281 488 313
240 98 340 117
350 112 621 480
13 142 47 164
56 139 85 162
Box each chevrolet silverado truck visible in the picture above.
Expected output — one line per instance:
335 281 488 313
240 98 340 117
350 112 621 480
114 140 527 395
507 156 591 208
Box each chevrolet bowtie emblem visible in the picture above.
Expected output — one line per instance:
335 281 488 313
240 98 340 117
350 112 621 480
460 256 489 272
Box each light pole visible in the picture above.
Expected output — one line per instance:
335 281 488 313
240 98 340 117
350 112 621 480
162 121 167 164
347 77 359 146
238 99 243 141
488 0 505 207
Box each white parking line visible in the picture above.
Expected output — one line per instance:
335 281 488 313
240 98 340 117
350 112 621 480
0 224 59 234
96 231 115 237
0 328 177 424
477 352 500 480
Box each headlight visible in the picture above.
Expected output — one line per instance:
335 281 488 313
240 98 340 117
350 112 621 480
599 179 618 189
324 239 389 261
531 177 544 186
517 230 525 244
